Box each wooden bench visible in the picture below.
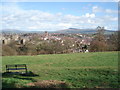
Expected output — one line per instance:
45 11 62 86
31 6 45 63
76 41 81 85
6 64 28 74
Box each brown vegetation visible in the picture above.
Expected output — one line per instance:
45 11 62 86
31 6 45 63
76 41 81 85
89 26 118 52
26 80 69 88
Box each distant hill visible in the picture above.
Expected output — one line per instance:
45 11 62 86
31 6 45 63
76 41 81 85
55 28 116 34
1 29 44 34
1 28 116 34
1 29 23 33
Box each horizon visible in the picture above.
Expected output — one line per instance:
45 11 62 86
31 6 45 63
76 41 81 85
1 2 118 31
1 27 117 32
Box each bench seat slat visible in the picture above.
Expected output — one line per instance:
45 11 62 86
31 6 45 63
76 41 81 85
7 68 26 70
6 64 26 67
6 65 16 67
16 65 26 67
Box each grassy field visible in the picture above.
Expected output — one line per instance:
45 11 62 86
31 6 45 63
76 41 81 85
2 52 119 88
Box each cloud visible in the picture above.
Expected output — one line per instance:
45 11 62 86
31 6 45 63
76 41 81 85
85 13 95 18
57 23 72 28
92 6 103 13
92 5 118 14
105 9 118 14
1 2 118 31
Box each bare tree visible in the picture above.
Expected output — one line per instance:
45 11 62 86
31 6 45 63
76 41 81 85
90 26 107 52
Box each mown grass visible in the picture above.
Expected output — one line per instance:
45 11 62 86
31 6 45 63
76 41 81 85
2 51 119 88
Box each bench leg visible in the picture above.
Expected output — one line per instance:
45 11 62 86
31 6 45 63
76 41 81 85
6 66 9 72
6 69 9 72
25 68 28 74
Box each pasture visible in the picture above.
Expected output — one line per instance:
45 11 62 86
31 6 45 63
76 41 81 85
2 52 119 88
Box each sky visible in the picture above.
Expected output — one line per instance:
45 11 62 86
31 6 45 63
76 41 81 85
0 2 118 31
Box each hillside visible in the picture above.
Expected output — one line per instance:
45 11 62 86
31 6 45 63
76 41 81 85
2 52 119 88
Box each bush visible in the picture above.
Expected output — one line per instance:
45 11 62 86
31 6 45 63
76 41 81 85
2 45 17 56
89 40 108 52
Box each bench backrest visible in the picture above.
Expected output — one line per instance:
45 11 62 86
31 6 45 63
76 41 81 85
6 64 27 73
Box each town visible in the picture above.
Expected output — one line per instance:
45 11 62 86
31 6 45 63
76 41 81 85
1 30 94 55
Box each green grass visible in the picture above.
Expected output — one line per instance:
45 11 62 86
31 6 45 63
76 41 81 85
2 52 119 88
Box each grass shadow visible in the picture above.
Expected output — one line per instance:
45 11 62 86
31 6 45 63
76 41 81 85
2 71 39 88
2 71 39 77
21 71 39 77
